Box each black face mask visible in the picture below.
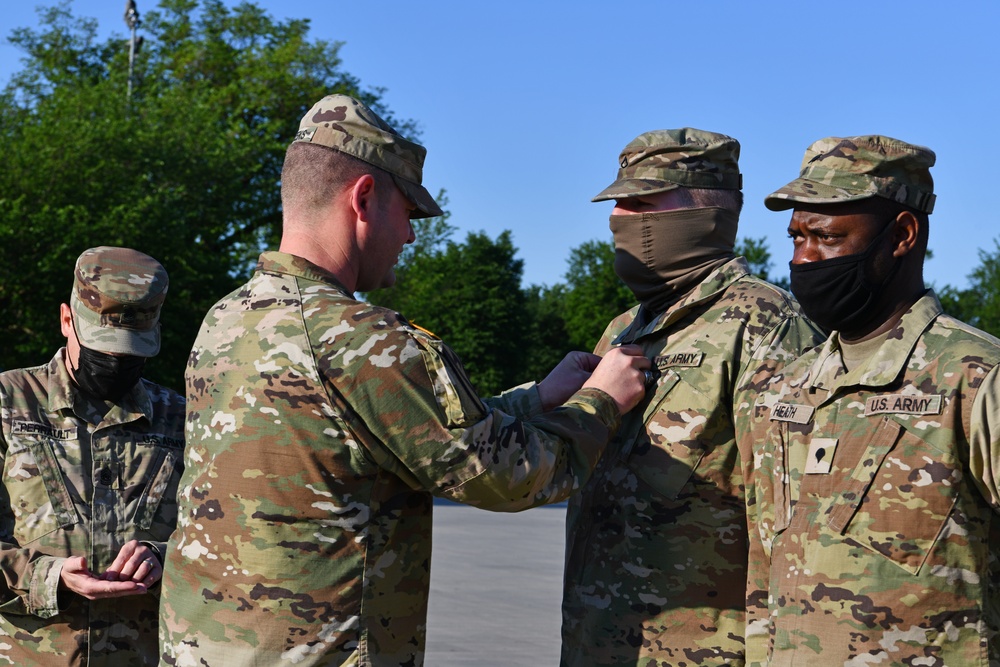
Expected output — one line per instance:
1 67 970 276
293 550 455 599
789 219 899 334
72 346 146 401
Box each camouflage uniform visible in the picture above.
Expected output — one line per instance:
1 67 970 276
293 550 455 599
562 260 821 667
742 292 1000 665
0 248 184 666
562 129 824 666
740 136 999 665
159 96 621 667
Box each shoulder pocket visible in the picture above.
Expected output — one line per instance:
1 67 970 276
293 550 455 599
418 336 487 429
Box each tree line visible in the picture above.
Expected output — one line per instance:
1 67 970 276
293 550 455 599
2 0 997 395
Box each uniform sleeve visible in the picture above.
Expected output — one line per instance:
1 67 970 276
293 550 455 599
0 550 66 618
322 330 620 512
0 383 68 618
743 475 771 667
483 381 543 420
968 363 1000 511
735 385 775 667
735 312 823 665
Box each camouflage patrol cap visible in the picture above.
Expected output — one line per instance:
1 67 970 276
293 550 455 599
765 135 936 213
292 94 443 219
70 247 168 357
592 128 742 202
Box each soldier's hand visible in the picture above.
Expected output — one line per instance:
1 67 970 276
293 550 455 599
59 556 148 600
103 539 161 588
537 351 602 410
583 345 650 415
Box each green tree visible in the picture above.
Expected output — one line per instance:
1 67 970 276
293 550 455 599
938 238 1000 337
736 236 789 290
364 191 455 314
367 230 530 396
558 239 635 352
521 282 572 383
0 0 406 389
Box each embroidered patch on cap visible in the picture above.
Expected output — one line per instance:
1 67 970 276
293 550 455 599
864 393 942 416
769 402 815 424
805 437 838 474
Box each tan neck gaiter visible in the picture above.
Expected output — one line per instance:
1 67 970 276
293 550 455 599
610 207 739 313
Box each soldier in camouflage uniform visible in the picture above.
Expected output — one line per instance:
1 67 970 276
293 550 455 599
741 135 1000 666
158 94 650 667
560 129 823 666
0 247 185 666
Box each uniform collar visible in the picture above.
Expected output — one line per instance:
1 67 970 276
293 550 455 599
613 256 750 345
802 290 941 393
50 348 154 426
48 349 77 413
257 251 351 295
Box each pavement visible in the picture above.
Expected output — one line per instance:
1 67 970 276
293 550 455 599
425 502 567 666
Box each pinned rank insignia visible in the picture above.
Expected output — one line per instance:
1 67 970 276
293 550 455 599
805 437 838 474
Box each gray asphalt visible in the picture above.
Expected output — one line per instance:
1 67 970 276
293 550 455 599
425 502 567 666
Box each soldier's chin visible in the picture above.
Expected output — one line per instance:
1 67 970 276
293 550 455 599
379 268 397 289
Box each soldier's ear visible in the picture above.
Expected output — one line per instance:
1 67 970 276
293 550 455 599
891 211 920 258
350 174 377 222
59 303 74 338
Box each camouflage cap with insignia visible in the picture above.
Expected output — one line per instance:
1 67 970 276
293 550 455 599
765 135 936 213
292 94 443 219
70 246 168 357
592 128 742 202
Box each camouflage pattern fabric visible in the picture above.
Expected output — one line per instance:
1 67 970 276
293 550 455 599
740 291 1000 666
591 128 742 202
763 135 936 214
159 251 621 667
292 94 442 219
561 257 824 667
0 350 185 666
71 246 169 358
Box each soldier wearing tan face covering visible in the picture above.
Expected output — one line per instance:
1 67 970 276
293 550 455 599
560 128 825 667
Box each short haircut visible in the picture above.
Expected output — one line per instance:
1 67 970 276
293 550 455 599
679 187 744 214
280 142 393 215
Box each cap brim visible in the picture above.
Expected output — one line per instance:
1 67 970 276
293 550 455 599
71 293 160 357
591 179 680 203
392 174 444 219
764 178 877 211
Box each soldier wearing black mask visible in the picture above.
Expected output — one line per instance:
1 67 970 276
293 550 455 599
0 246 185 666
739 135 1000 665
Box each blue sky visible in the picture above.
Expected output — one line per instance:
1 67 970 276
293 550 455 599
3 1 999 291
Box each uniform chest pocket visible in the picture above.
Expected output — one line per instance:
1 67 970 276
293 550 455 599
3 436 80 545
124 443 183 535
751 418 792 552
623 371 708 501
826 417 959 575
